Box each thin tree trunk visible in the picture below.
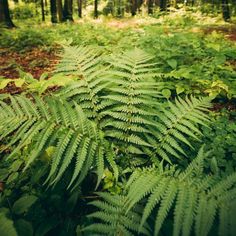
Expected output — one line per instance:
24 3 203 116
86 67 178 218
50 0 58 23
78 0 82 17
131 0 137 16
222 0 230 21
94 0 98 18
57 0 63 21
63 0 74 21
148 0 154 14
41 0 45 21
0 0 15 28
160 0 167 11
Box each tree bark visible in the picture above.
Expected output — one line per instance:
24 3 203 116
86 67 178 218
131 0 137 16
41 0 45 21
78 0 82 17
50 0 58 23
222 0 230 21
0 0 15 28
63 0 74 21
57 0 63 21
160 0 167 11
94 0 98 18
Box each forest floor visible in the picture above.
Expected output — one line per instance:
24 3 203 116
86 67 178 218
0 48 59 79
0 15 236 106
1 15 236 81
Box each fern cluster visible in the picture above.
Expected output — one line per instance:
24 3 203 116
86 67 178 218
87 147 236 236
0 95 117 188
56 46 212 163
2 46 235 236
0 46 214 186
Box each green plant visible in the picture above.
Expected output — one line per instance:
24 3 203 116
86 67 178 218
85 147 236 236
0 28 51 52
201 110 236 174
0 95 117 188
1 47 231 236
82 192 150 235
0 71 75 94
138 30 236 99
56 47 212 164
11 3 35 20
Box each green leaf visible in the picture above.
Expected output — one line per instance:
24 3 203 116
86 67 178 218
6 172 19 184
0 169 9 180
12 195 38 215
162 89 171 99
176 85 185 95
10 160 23 172
167 59 177 69
0 79 12 89
14 79 25 88
0 210 17 236
15 219 33 236
210 157 218 174
35 217 59 236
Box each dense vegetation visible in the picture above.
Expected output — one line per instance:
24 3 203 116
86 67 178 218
0 1 236 236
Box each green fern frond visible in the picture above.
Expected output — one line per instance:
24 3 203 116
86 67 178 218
83 193 150 236
0 95 117 188
124 147 236 236
152 96 212 162
100 49 164 154
55 46 109 119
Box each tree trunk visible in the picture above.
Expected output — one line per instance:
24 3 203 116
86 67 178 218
222 0 230 21
131 0 137 16
63 0 74 21
94 0 98 18
57 0 63 21
41 0 45 21
0 0 15 28
148 0 154 14
78 0 82 17
50 0 57 23
160 0 167 11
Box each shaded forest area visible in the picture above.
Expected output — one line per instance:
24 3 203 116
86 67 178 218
0 0 236 236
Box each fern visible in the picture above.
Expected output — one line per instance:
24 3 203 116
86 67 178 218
55 47 212 164
0 95 117 188
83 147 236 236
100 49 165 155
124 147 236 236
55 45 109 119
82 192 150 236
151 96 212 162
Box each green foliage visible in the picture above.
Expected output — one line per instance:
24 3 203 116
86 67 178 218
201 110 236 174
56 47 212 164
0 94 117 188
12 195 38 215
11 3 35 20
0 28 51 52
83 192 150 235
0 209 17 236
0 44 235 236
138 29 236 99
86 147 236 236
0 71 75 94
